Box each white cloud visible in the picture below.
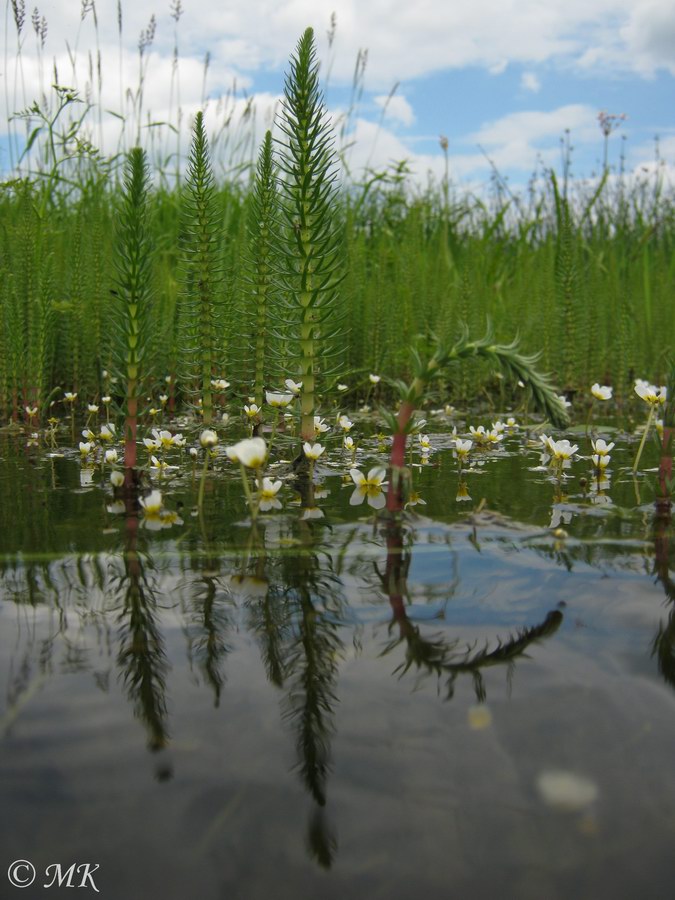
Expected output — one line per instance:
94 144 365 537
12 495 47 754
373 93 415 127
521 72 541 93
5 0 674 95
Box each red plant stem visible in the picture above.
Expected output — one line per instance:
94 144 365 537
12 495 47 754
386 400 415 513
659 425 673 505
125 395 137 472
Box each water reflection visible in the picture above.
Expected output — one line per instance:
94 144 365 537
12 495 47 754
2 482 675 870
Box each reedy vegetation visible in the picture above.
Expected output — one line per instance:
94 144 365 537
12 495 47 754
0 16 673 428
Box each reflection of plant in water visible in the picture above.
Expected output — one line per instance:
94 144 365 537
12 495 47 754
114 510 170 760
376 517 563 702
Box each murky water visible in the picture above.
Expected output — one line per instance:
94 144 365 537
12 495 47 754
1 422 673 899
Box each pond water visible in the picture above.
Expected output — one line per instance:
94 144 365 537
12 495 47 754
1 418 673 899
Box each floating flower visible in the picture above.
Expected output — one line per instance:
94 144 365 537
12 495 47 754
343 436 355 451
285 379 302 395
314 416 330 434
548 439 579 463
99 424 115 441
139 490 182 530
104 449 118 465
418 434 432 453
369 374 381 384
143 437 161 452
244 403 261 419
79 441 94 457
257 477 283 511
211 378 230 391
226 437 267 468
266 390 294 408
634 381 666 405
200 429 219 449
338 415 353 432
303 442 325 461
139 490 163 516
110 470 124 488
469 425 487 444
454 438 473 460
591 383 612 401
506 417 518 429
591 453 611 471
591 438 614 457
349 466 388 509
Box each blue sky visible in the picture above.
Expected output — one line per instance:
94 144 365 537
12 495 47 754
2 0 674 191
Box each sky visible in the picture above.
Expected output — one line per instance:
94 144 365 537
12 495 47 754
2 0 674 192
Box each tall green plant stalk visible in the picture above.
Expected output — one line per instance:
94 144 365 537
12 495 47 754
384 329 570 512
177 111 223 424
244 130 280 407
112 147 154 480
276 27 345 443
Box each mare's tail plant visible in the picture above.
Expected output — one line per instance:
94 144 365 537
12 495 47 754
177 111 224 424
243 130 281 407
276 27 345 443
383 327 570 512
112 147 154 483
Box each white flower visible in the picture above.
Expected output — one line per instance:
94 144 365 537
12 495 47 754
266 390 294 408
189 447 199 459
303 442 325 461
257 477 283 511
300 506 324 520
139 490 163 515
64 392 77 402
634 381 666 405
343 436 355 451
548 439 578 462
369 374 381 384
591 383 612 401
87 403 99 413
210 378 230 391
349 466 388 509
591 438 614 456
557 394 572 409
79 441 93 456
314 416 330 434
25 405 38 416
101 395 112 404
285 379 302 395
226 437 267 468
454 438 473 459
99 425 115 441
337 383 349 392
104 449 118 464
221 413 229 426
591 454 611 470
418 434 432 452
200 429 219 449
338 415 353 431
110 470 124 487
